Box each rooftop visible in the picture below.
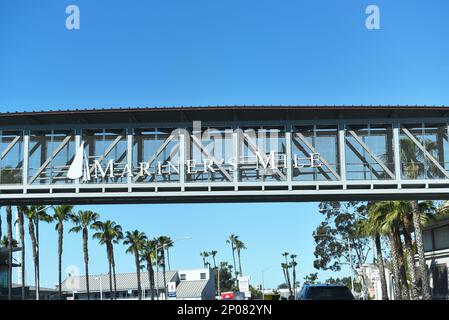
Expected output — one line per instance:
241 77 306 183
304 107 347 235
1 105 449 127
60 270 177 293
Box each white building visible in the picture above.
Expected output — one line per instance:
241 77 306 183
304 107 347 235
421 215 449 299
61 268 215 300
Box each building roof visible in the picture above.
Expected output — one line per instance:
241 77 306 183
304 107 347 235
176 280 208 299
423 214 449 230
1 105 449 127
60 271 177 293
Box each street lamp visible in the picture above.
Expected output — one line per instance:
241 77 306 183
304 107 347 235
95 275 103 300
155 236 192 300
313 234 355 294
261 265 277 300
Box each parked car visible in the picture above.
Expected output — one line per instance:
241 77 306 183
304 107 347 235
297 284 355 300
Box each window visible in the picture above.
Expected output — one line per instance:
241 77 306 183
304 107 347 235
200 273 206 280
180 274 186 281
432 264 448 297
434 226 449 251
423 230 433 252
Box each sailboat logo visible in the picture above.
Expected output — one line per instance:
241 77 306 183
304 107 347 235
67 141 91 181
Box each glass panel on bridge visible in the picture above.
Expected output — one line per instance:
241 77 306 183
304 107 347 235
133 128 180 183
400 123 449 180
0 130 23 185
83 128 127 184
291 125 340 181
28 130 75 185
345 124 395 181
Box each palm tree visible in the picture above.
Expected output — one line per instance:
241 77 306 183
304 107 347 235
290 254 298 298
26 205 53 300
16 206 27 300
92 220 123 300
282 252 293 298
358 209 389 300
6 205 13 300
235 239 246 276
156 236 172 299
141 239 157 300
69 210 99 300
401 138 435 299
200 251 210 268
124 230 147 300
210 250 218 269
226 234 239 281
162 236 173 271
369 201 409 299
53 205 74 299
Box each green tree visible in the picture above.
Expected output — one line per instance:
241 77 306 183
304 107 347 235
303 272 319 284
313 201 371 297
226 234 239 281
140 239 157 300
92 220 123 300
53 205 74 299
400 138 436 299
218 261 236 292
156 236 173 299
124 230 147 300
69 210 99 300
368 201 409 300
26 205 53 300
358 206 389 300
6 205 13 300
16 206 27 300
200 251 210 268
281 252 293 298
290 254 298 298
235 239 246 276
210 250 218 269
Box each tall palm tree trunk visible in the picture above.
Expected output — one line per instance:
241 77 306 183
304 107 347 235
393 226 410 300
411 200 431 300
402 214 419 300
166 248 171 271
237 251 243 276
110 243 118 299
147 259 155 300
230 245 237 281
107 245 113 301
82 228 91 300
292 266 297 298
285 267 293 298
57 222 64 299
6 206 12 300
27 217 38 300
35 219 40 300
162 257 167 300
374 234 389 300
388 234 403 300
135 252 142 300
18 208 26 300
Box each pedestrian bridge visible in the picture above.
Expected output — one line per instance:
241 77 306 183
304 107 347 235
1 106 449 205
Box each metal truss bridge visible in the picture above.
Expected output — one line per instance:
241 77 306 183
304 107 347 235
1 106 449 205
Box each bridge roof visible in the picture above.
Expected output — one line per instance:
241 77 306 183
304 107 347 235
1 105 449 126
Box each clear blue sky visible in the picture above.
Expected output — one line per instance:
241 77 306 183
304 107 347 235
1 0 449 289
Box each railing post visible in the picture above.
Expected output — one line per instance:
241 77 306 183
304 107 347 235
179 130 186 191
393 122 401 187
22 130 29 192
285 126 293 190
127 128 133 190
338 123 347 188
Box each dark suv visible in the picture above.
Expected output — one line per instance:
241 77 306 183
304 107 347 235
297 284 355 300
